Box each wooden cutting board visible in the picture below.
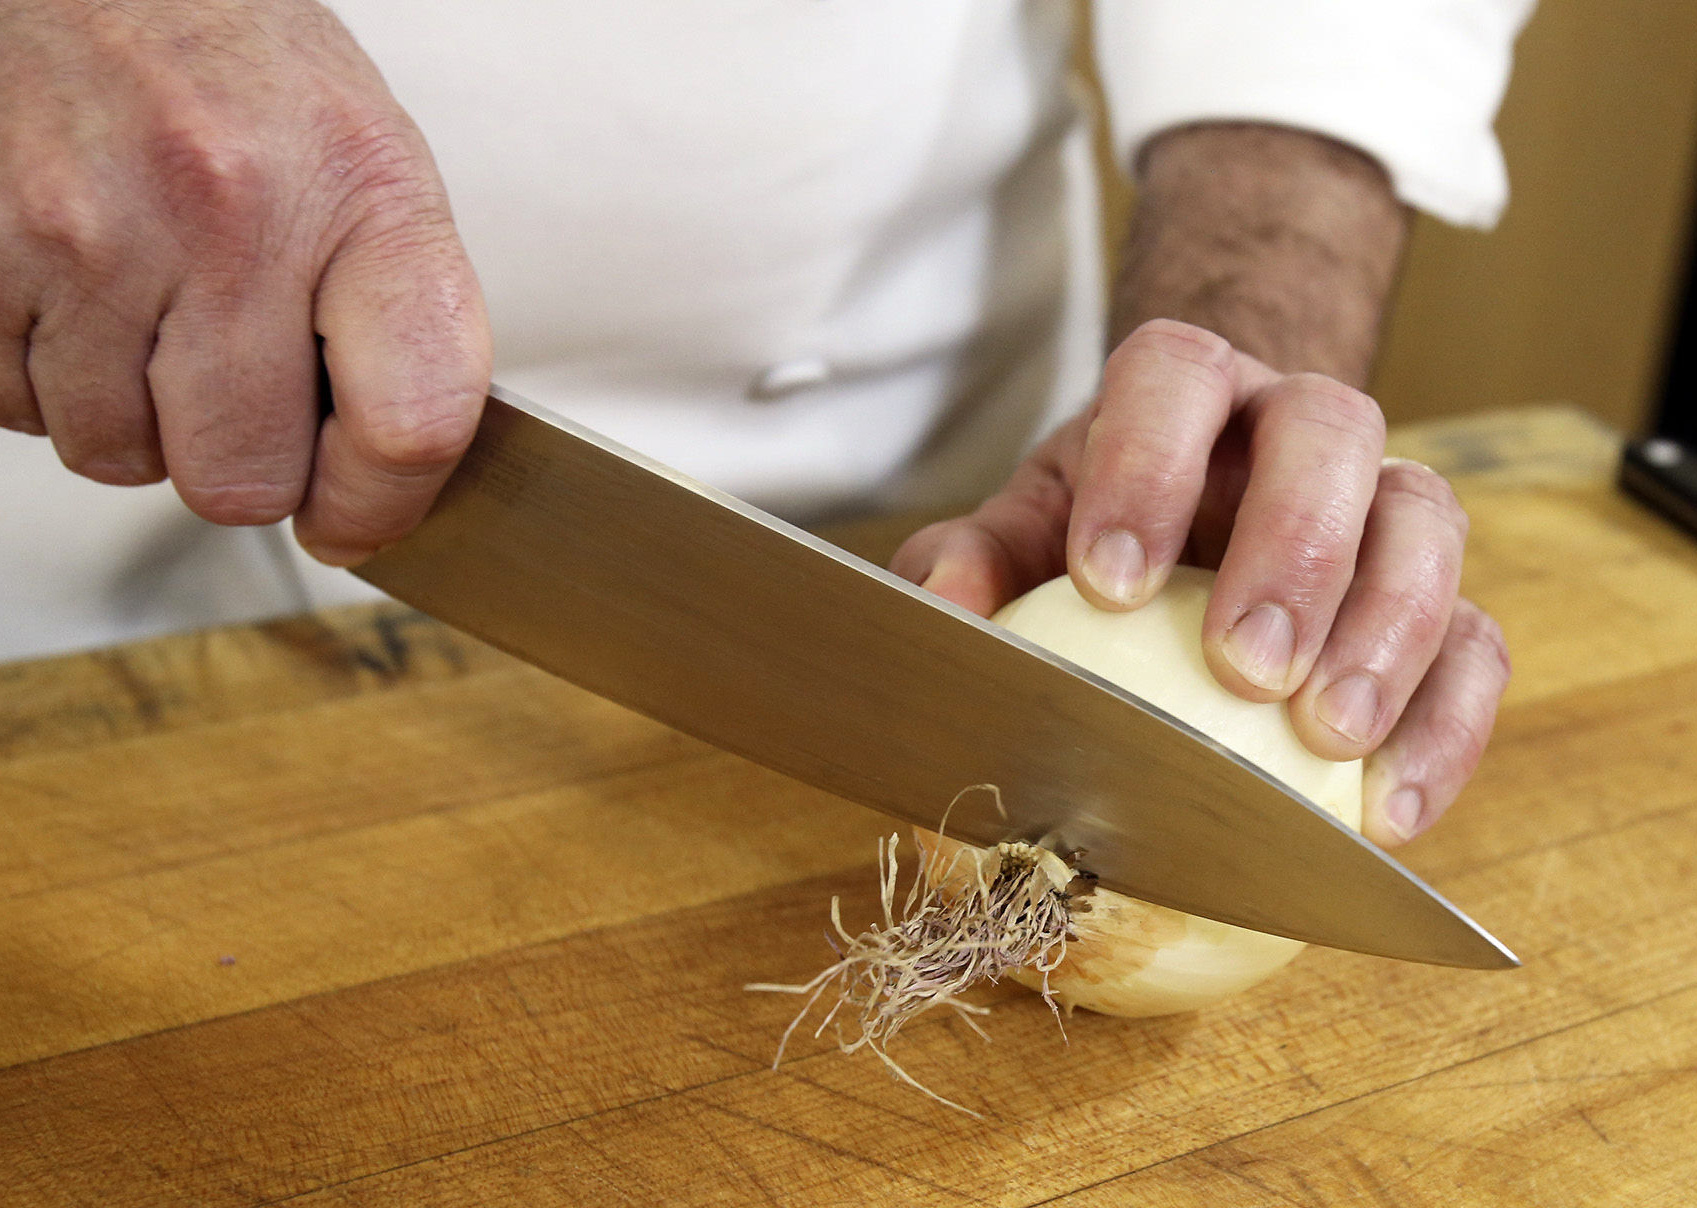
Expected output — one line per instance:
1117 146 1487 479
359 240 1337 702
3 405 1696 1206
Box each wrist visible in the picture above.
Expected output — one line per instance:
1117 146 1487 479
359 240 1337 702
1108 122 1410 387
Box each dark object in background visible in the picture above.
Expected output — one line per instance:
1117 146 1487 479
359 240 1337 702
1620 181 1697 537
1620 436 1697 536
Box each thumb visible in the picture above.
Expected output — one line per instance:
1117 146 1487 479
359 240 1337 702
890 433 1078 618
891 519 1021 619
294 207 492 566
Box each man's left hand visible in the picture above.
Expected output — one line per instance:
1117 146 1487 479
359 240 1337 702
892 319 1510 851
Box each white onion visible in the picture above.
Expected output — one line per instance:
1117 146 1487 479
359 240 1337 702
921 565 1363 1017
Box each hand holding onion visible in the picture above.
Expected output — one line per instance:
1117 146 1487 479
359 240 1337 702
754 322 1512 1106
892 319 1511 849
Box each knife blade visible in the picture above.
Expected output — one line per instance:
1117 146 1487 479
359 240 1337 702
356 386 1517 970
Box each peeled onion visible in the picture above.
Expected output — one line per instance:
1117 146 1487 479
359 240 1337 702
919 565 1363 1017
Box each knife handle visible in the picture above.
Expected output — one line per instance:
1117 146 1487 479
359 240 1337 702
1620 437 1697 539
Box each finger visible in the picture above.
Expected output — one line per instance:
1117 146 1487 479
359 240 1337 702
25 287 167 484
1360 599 1511 847
890 422 1081 617
1288 458 1468 760
0 315 44 435
1065 319 1278 611
149 277 321 523
2 157 166 476
892 522 1033 619
294 212 491 566
0 247 44 433
1201 374 1386 700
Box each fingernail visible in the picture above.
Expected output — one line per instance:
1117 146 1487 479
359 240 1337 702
1081 530 1147 607
1222 603 1296 690
1316 673 1381 745
1381 787 1424 842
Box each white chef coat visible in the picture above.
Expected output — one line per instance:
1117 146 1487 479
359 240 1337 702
0 0 1534 662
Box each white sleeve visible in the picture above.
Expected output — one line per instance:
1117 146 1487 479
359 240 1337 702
1093 1 1536 228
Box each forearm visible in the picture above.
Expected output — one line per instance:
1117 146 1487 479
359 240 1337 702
1108 123 1410 389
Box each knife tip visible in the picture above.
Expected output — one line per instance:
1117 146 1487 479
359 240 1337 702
1485 940 1523 971
1453 924 1521 971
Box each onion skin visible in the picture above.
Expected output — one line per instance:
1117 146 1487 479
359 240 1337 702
921 567 1364 1017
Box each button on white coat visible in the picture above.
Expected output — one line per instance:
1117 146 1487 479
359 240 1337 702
749 356 832 401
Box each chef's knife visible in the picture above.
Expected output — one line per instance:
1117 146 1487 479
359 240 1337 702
356 386 1518 970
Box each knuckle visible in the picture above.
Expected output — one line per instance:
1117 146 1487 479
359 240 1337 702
16 171 125 273
1379 458 1469 535
1107 319 1236 390
1453 600 1512 683
1130 318 1235 364
1359 581 1452 650
1080 411 1190 494
1406 595 1454 648
1261 497 1359 579
149 122 269 232
1428 707 1492 778
1281 541 1354 599
356 392 482 472
1124 458 1192 509
1265 373 1387 450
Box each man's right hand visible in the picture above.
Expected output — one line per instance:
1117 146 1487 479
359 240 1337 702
0 0 491 565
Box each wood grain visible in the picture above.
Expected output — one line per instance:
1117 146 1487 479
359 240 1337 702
4 407 1695 1206
0 606 502 761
